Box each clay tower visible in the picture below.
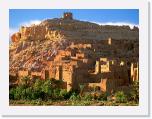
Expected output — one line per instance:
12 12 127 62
63 12 73 20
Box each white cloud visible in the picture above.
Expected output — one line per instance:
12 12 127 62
9 20 42 42
9 20 41 35
9 28 18 35
91 21 138 29
20 20 41 27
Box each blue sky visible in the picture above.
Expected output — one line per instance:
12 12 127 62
9 9 139 35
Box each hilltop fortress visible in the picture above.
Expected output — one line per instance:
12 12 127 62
9 12 139 93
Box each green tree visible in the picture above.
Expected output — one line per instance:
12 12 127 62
53 88 61 99
33 79 43 91
25 87 33 100
13 85 24 100
41 80 52 94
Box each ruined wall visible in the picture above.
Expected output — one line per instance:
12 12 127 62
31 71 42 79
131 63 139 82
54 65 62 80
62 65 74 91
45 30 64 41
18 70 29 78
98 58 129 93
19 26 48 41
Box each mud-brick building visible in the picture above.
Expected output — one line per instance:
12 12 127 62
100 58 129 93
86 57 129 93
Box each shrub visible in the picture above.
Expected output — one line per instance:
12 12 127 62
61 90 73 100
9 88 16 99
129 81 139 102
83 93 93 101
20 76 30 86
20 89 27 100
33 79 43 91
100 92 108 101
13 85 26 100
59 89 68 99
96 92 108 101
25 87 33 100
115 91 127 103
31 90 42 100
10 77 74 101
70 92 80 101
53 88 61 99
41 79 52 96
13 90 20 100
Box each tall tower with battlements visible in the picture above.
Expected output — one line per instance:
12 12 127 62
63 12 73 20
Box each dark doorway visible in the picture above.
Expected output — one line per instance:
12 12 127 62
45 70 49 79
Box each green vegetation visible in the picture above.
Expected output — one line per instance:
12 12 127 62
115 91 127 103
9 76 139 106
128 80 139 103
9 77 67 101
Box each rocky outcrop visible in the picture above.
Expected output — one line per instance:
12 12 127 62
11 15 138 43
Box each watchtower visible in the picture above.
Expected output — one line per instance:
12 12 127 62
63 12 73 20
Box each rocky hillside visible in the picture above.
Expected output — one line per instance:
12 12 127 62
9 14 139 74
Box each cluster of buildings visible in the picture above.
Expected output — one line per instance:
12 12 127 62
9 13 139 93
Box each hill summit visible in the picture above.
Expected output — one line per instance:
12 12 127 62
9 12 139 93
